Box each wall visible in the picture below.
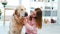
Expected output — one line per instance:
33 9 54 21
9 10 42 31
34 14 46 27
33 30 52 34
57 0 60 24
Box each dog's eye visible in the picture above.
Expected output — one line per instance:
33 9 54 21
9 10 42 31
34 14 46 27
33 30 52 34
21 9 23 11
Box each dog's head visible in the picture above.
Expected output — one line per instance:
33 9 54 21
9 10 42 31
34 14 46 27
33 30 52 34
14 5 28 17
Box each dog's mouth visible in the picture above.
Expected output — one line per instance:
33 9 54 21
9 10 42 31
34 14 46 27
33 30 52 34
20 12 25 17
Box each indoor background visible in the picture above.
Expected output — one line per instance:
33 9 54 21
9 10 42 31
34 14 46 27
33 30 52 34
0 0 60 34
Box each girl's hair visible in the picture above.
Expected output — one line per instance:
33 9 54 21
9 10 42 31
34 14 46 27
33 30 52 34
29 8 42 29
35 8 42 29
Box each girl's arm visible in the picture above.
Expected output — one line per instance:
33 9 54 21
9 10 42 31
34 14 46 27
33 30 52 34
25 23 37 33
25 23 33 30
23 17 33 30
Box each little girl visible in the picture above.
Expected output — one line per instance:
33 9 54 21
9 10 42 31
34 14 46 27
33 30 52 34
24 8 42 34
24 11 38 34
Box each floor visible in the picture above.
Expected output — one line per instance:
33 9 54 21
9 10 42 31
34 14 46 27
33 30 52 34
0 21 60 34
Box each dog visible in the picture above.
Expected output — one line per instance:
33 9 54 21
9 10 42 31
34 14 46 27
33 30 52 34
9 5 28 34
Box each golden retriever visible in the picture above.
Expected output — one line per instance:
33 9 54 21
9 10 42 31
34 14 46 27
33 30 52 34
9 5 27 34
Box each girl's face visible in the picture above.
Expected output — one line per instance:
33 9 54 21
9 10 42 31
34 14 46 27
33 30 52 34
31 11 36 17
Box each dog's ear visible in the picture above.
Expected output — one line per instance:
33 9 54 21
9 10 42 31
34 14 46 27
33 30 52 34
15 9 18 15
14 9 20 17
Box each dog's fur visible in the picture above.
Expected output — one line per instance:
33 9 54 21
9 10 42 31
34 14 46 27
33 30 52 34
9 5 26 34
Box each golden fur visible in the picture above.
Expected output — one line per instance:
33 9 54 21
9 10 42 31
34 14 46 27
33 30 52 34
9 5 26 34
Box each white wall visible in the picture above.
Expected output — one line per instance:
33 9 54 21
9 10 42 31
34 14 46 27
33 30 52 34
21 0 30 15
57 0 60 24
